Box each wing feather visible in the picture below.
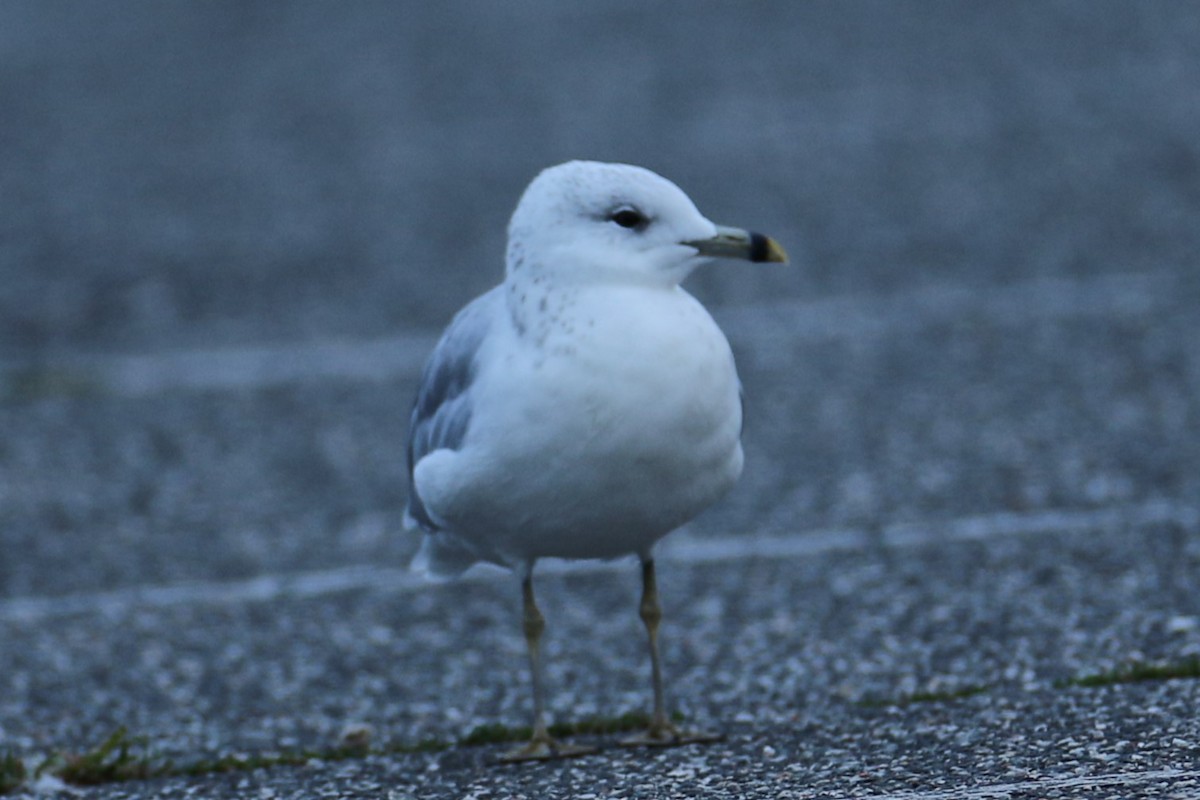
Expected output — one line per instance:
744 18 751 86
404 287 502 531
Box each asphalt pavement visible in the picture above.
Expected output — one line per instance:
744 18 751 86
2 2 1200 798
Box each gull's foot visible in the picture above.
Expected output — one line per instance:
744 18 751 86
619 720 723 749
497 733 598 764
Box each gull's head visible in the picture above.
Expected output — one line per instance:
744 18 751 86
506 161 786 287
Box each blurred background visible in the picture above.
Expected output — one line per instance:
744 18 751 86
2 3 1200 778
1 1 1198 596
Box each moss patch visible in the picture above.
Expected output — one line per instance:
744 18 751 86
1059 657 1200 689
0 711 677 794
37 728 163 787
461 722 532 747
0 752 26 794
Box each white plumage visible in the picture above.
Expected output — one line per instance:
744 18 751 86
404 160 786 760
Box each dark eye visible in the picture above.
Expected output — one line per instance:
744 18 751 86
609 206 647 230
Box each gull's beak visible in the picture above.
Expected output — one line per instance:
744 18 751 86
683 225 789 264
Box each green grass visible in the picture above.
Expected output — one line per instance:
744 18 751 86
460 721 531 746
1059 657 1200 689
553 709 675 737
6 655 1200 794
38 727 163 787
0 752 26 794
22 656 1200 794
460 709 672 746
0 711 671 794
157 734 457 780
860 656 1200 710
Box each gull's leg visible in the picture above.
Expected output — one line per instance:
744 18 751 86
621 558 722 748
499 567 595 763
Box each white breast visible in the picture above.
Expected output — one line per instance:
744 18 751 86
417 283 744 564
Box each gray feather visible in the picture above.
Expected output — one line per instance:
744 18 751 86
405 287 501 531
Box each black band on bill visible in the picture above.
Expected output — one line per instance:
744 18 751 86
748 232 772 263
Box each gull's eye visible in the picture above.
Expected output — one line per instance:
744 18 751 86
609 206 648 230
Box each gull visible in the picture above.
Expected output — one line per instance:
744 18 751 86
404 160 787 761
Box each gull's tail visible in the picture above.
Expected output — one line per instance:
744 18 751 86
409 533 481 581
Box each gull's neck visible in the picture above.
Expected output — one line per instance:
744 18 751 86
503 257 687 348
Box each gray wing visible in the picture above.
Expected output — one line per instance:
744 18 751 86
405 286 502 531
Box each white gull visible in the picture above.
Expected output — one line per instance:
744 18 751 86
404 160 786 760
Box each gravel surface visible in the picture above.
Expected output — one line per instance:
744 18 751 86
5 510 1200 798
2 2 1199 797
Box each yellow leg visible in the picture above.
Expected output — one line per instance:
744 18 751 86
621 559 722 748
498 570 596 763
